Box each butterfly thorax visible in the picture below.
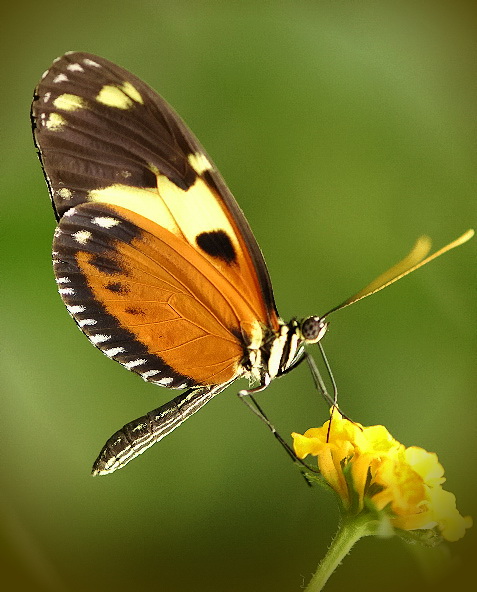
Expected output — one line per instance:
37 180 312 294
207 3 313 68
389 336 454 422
243 316 328 386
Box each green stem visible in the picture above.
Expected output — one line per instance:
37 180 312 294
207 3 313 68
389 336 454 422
304 515 375 592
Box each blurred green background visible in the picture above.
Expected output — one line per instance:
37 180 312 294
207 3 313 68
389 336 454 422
2 1 475 591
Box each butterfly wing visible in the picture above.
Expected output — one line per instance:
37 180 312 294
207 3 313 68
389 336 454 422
31 51 278 331
54 201 263 388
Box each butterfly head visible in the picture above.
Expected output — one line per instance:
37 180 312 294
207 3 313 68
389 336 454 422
299 316 328 344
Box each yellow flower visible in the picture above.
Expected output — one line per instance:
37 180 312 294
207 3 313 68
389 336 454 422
292 411 472 542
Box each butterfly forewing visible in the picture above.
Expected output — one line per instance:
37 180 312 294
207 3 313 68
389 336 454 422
32 52 278 331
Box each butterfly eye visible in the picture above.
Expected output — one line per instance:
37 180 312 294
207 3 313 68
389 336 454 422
300 316 328 344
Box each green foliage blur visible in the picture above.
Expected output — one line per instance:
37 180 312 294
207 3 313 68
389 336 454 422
2 2 475 591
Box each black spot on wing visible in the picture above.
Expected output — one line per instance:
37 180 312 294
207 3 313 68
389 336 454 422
106 281 129 294
89 254 126 276
196 230 237 265
125 306 144 316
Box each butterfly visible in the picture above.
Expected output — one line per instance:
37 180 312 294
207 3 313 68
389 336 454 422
31 52 473 475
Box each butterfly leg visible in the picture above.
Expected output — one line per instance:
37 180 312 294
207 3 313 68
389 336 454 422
237 385 299 463
237 388 321 481
92 384 227 475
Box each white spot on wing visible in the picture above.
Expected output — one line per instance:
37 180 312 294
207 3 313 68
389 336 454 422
83 58 101 68
103 347 125 358
53 74 68 83
58 287 75 295
90 334 111 345
67 63 84 72
64 207 76 217
141 370 161 379
67 305 86 314
124 358 147 369
92 216 120 228
78 318 97 327
154 377 173 386
56 276 71 284
72 230 92 244
43 92 51 103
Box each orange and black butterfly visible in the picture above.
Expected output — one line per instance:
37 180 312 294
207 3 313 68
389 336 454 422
31 52 473 475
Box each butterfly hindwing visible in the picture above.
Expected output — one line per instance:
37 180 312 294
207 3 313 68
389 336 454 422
53 201 266 387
